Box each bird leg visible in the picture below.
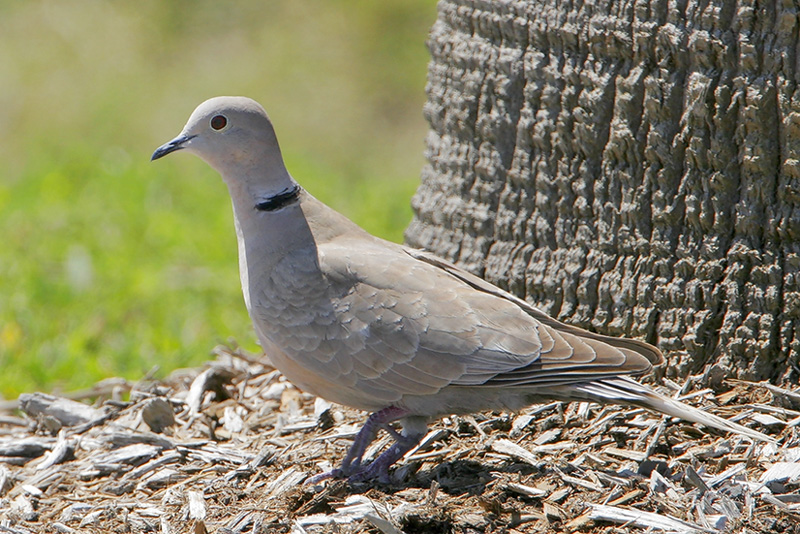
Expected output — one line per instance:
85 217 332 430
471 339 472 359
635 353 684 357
348 416 427 483
340 406 410 472
306 405 410 484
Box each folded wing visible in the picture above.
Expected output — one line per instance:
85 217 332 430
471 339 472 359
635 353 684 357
279 236 663 398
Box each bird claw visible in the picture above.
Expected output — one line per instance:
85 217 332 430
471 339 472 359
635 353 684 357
346 463 392 484
304 468 344 485
305 461 392 486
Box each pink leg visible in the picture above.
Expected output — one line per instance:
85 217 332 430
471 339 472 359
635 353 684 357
348 421 427 483
340 406 410 472
307 406 411 484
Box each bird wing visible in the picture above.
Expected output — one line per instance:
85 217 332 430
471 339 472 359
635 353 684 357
403 248 664 369
263 234 657 401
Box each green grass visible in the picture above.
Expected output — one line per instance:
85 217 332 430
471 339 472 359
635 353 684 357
0 0 438 398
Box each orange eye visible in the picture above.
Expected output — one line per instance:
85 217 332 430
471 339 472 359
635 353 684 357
210 115 227 130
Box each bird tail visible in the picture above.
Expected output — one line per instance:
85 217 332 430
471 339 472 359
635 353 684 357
566 376 775 443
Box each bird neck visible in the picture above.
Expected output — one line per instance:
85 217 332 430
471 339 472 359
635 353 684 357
228 185 319 315
254 183 302 212
226 176 313 251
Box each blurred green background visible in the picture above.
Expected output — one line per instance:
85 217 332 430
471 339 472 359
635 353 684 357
0 0 438 399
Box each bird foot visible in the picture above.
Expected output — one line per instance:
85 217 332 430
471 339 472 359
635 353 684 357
305 468 344 485
308 431 425 485
346 463 392 484
305 411 427 485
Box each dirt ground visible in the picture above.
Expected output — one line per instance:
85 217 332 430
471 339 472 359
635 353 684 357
0 346 798 533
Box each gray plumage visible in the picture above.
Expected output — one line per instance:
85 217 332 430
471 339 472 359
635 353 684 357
153 97 772 482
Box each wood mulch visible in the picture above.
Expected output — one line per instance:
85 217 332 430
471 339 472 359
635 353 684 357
0 346 798 533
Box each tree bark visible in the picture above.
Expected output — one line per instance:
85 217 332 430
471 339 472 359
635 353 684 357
405 0 800 383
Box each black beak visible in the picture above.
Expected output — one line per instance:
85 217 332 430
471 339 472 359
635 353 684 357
151 134 197 161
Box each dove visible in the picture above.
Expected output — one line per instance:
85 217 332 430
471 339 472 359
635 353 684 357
152 96 773 483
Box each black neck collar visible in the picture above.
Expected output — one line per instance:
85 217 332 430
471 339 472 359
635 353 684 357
255 184 301 212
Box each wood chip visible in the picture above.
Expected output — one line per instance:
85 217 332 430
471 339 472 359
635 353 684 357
18 392 104 427
529 441 577 454
51 522 76 534
35 431 74 471
0 465 11 495
602 446 647 462
543 500 565 519
0 437 55 459
706 463 746 487
505 482 548 498
265 467 307 498
589 504 706 533
557 471 604 492
510 414 534 437
531 428 562 445
141 398 176 433
187 490 206 520
548 487 570 503
607 488 644 506
491 438 542 467
93 443 161 468
124 450 182 481
402 428 448 462
750 413 786 427
683 465 710 493
760 462 800 485
186 367 235 414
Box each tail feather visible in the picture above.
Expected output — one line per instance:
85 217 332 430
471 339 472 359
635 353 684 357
567 377 775 443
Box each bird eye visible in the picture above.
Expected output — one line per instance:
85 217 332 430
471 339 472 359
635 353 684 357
210 115 228 131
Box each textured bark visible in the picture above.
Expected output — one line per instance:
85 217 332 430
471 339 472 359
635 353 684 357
405 0 800 383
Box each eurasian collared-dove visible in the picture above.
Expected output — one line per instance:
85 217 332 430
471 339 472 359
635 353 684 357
152 96 773 483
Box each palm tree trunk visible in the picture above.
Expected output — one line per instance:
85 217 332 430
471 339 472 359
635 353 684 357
405 0 800 383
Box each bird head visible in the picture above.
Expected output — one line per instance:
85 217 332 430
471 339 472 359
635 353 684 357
151 96 285 180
